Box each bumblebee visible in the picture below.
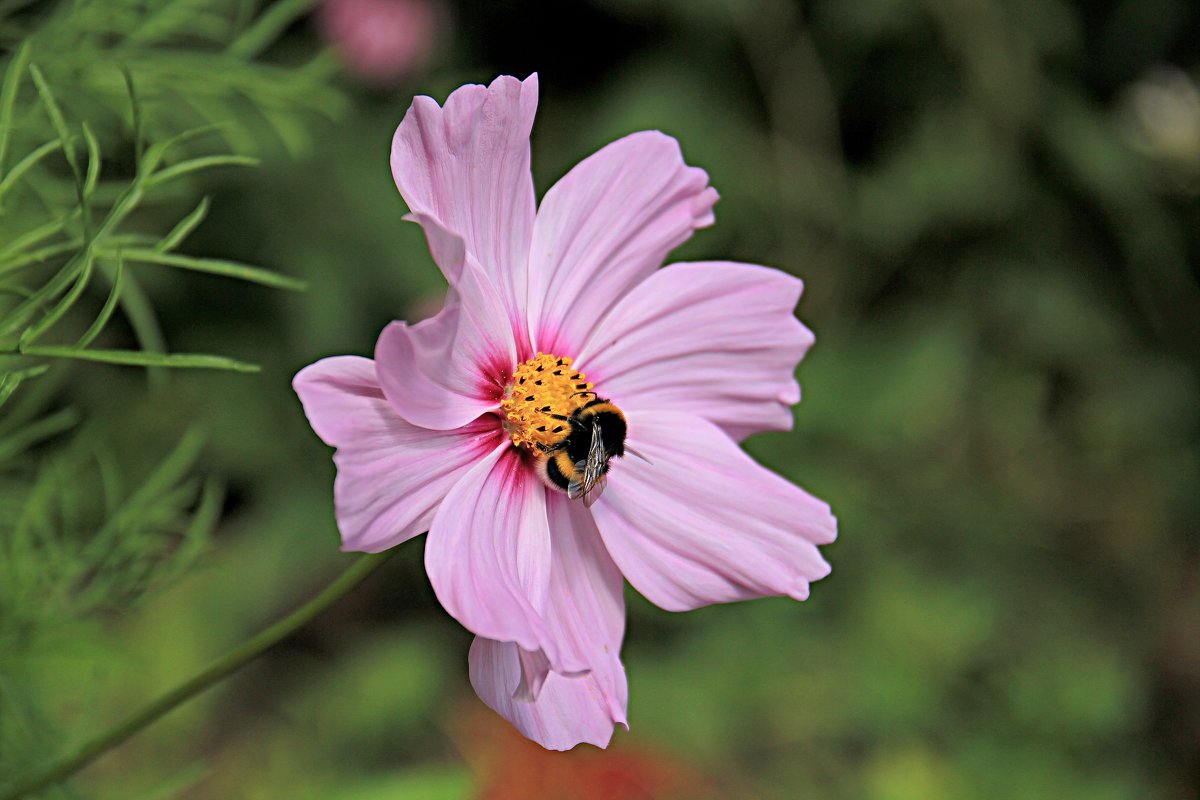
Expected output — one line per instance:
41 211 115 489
534 396 627 507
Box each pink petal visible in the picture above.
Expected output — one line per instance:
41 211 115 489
391 74 537 334
514 647 553 701
470 637 627 750
576 261 814 441
405 210 468 288
590 411 836 612
525 494 628 693
425 446 585 673
468 493 627 749
293 356 502 552
375 250 517 430
526 131 719 355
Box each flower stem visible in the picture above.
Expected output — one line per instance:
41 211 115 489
1 550 395 800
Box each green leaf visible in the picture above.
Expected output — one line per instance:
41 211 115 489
0 284 33 299
0 39 31 180
0 214 75 265
156 196 210 252
0 139 61 205
28 63 94 240
171 477 223 573
76 254 124 349
27 63 80 183
111 248 305 290
144 154 259 189
19 345 260 372
0 364 49 412
228 0 317 59
0 352 64 438
124 428 207 511
0 257 86 339
126 0 230 47
108 266 168 389
0 406 79 463
138 123 229 177
18 252 95 348
0 238 80 275
81 122 101 200
120 65 145 162
259 106 311 157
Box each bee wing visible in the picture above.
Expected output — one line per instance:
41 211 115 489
567 469 609 506
581 473 607 507
567 419 609 505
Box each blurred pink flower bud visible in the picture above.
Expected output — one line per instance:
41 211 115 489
318 0 438 84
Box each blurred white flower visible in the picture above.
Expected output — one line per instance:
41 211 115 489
1118 66 1200 170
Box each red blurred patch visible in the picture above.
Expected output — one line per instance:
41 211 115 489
452 703 720 800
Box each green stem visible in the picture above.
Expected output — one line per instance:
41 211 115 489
1 550 395 800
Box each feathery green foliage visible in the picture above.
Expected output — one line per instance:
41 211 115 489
0 0 340 790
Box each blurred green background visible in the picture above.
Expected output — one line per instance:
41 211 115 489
2 0 1199 797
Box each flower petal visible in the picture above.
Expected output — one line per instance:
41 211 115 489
469 493 627 748
519 493 627 696
470 637 627 750
590 411 836 612
426 445 585 672
526 130 719 355
544 492 626 693
576 261 814 441
391 74 537 329
293 356 502 552
375 251 517 430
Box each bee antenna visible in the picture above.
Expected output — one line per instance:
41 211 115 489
570 390 599 400
625 444 651 464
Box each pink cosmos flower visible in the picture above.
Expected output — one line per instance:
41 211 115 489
293 74 837 750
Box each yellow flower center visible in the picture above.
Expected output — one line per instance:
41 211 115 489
500 352 594 450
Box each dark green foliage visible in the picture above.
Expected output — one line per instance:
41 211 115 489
0 0 340 792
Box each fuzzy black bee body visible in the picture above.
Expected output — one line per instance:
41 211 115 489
534 398 627 506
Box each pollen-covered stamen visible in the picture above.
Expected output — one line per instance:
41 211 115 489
500 353 593 449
